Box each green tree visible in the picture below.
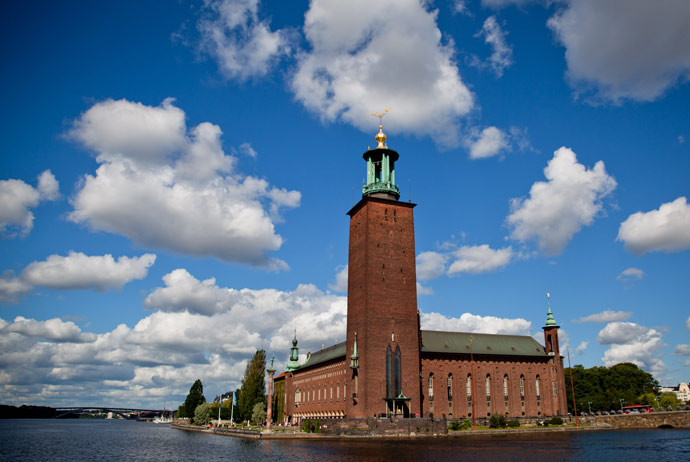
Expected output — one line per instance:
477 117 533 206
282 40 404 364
184 379 206 419
236 350 267 421
659 392 680 408
177 404 186 418
194 402 213 425
565 363 658 414
272 379 285 424
252 402 266 425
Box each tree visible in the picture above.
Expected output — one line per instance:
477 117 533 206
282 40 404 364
565 363 658 413
184 379 206 419
236 350 267 421
272 379 285 424
659 392 680 408
194 402 213 425
252 402 266 425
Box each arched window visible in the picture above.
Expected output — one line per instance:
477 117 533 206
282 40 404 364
466 374 472 398
448 374 453 401
394 346 402 397
503 375 509 398
485 375 491 398
546 334 553 352
535 375 541 399
337 383 340 400
386 345 392 398
428 374 434 400
520 375 525 398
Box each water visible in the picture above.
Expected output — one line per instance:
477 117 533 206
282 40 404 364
1 420 689 461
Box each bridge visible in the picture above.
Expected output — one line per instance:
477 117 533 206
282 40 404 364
581 410 690 429
54 407 172 420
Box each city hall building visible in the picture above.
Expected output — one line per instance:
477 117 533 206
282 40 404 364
275 124 567 424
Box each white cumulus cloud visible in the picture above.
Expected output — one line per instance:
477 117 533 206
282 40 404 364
328 265 348 293
291 0 474 147
0 271 33 303
447 244 513 275
21 252 156 291
617 197 690 255
67 98 300 268
576 310 632 323
416 251 448 281
466 126 509 159
507 146 617 255
1 316 95 343
0 170 59 238
548 0 690 103
598 321 666 375
198 0 293 81
575 340 588 355
421 311 531 335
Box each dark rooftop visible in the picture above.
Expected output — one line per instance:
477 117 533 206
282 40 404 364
421 330 548 357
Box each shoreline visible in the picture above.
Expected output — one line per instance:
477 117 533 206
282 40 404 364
170 422 611 440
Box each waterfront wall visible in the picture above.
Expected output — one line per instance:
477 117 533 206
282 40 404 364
317 417 447 436
578 411 690 429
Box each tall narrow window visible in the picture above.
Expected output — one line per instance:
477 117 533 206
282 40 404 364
485 375 491 398
503 375 509 398
386 345 392 398
447 374 453 401
394 346 402 397
466 374 473 415
553 381 558 397
519 375 525 398
535 376 541 399
428 374 434 400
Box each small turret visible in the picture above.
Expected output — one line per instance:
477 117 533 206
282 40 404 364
542 292 561 357
362 110 400 200
286 331 301 371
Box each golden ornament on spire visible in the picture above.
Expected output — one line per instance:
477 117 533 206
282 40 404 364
370 108 390 148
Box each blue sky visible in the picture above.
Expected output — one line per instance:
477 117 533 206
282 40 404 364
1 0 689 408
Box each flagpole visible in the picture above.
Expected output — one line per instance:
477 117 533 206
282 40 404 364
567 344 578 428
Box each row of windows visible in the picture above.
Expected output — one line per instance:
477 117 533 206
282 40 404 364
295 382 345 406
428 373 544 401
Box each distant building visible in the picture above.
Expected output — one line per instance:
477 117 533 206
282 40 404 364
274 125 568 424
661 383 690 403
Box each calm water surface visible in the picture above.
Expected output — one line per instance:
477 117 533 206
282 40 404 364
1 419 689 461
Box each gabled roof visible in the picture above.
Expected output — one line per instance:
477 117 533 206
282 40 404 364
421 330 548 357
299 341 346 370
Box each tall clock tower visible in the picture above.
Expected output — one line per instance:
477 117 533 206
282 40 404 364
345 121 421 418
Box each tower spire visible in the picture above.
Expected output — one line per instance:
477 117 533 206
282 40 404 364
362 109 399 200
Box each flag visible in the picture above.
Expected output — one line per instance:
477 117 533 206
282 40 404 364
232 393 237 406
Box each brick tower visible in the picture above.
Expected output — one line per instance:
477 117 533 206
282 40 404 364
542 293 568 416
345 117 421 418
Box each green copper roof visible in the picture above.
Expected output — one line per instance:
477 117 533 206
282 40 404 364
299 341 346 370
545 306 558 327
420 330 548 357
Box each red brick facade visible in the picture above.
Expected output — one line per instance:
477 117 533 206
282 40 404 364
345 196 421 418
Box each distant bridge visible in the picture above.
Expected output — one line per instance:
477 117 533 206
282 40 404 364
53 407 171 419
582 410 690 429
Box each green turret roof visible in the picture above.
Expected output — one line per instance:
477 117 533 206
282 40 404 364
545 306 558 327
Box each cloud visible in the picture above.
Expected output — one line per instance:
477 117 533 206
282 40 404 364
21 252 156 291
416 251 448 281
482 0 537 7
328 265 348 293
416 281 434 296
687 316 690 330
616 267 644 282
597 321 648 344
291 0 474 147
466 126 509 159
67 98 300 268
238 142 257 158
675 344 690 356
547 0 690 103
197 0 293 81
421 311 531 335
617 197 690 255
453 0 471 15
0 170 59 238
0 271 349 407
507 146 617 255
598 322 666 374
1 316 95 343
447 244 513 275
0 271 33 303
575 341 588 355
576 310 632 323
471 16 513 77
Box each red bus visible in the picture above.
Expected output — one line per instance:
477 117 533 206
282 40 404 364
622 404 653 414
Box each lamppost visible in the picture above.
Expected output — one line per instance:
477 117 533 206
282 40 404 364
470 335 476 431
588 402 592 415
619 398 625 411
